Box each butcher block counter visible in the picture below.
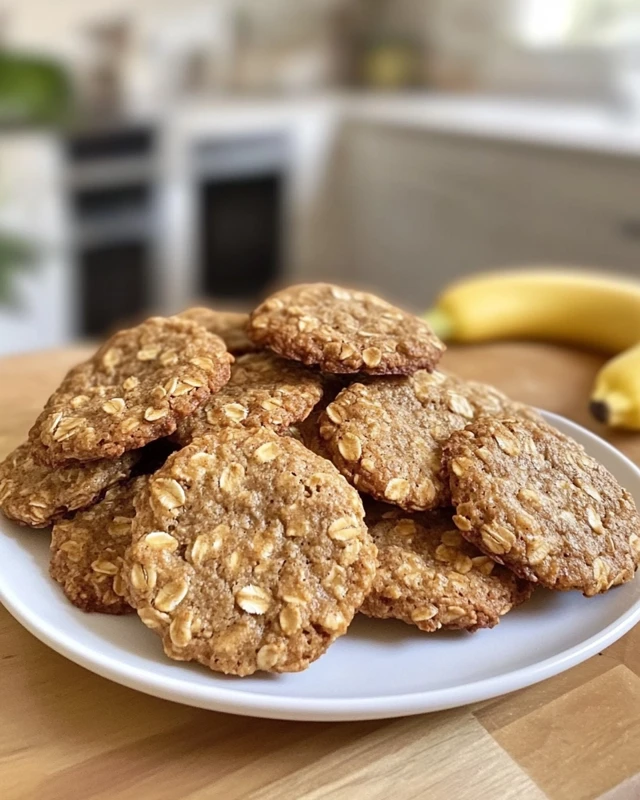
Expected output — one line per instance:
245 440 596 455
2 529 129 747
0 343 639 800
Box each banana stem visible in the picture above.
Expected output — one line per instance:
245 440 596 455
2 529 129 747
422 307 455 340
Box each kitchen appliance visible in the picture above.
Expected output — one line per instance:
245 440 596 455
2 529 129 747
64 124 158 337
192 132 289 302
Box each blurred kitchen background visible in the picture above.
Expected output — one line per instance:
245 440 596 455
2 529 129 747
1 0 640 354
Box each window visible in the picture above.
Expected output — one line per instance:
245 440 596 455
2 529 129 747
514 0 640 46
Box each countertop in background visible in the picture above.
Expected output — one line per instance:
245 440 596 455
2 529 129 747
165 92 640 157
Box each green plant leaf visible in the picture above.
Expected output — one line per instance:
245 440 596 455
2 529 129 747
0 52 72 127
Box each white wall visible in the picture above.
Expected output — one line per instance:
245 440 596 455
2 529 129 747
3 0 189 51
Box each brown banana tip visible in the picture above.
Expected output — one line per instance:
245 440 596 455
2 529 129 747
589 400 610 424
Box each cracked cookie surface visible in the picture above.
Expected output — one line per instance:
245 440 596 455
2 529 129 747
123 427 376 675
444 417 640 596
248 283 444 375
50 476 147 613
319 371 537 511
30 316 232 465
0 441 138 528
173 351 323 445
361 503 533 631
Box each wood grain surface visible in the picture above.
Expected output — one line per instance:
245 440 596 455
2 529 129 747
1 343 639 800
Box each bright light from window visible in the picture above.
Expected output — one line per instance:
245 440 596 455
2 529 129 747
515 0 577 46
514 0 640 46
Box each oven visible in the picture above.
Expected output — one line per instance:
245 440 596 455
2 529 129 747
64 124 158 337
192 132 289 304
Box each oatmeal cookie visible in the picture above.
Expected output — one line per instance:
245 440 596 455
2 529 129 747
444 417 640 596
30 316 232 466
0 441 138 528
361 503 533 631
319 371 537 511
173 351 323 445
178 307 256 355
123 428 376 676
50 477 146 613
248 283 444 375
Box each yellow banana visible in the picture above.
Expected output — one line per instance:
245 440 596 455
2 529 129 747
423 268 640 429
424 269 640 354
590 342 640 428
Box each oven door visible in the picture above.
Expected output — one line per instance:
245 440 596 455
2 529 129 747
73 208 153 338
193 133 289 303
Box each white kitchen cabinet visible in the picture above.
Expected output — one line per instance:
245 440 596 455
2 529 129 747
336 120 640 309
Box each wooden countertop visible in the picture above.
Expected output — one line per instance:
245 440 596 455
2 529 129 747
1 343 639 800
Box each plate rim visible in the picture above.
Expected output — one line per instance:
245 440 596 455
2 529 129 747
1 409 639 722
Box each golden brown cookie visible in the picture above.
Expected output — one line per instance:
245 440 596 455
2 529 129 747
248 283 444 375
178 307 257 355
172 351 323 445
0 441 138 528
319 371 537 511
30 316 232 466
361 503 533 631
444 417 640 596
123 428 376 676
50 477 146 614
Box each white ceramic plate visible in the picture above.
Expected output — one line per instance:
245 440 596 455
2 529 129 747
1 411 639 721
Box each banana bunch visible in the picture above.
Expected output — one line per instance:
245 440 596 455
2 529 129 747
423 269 640 429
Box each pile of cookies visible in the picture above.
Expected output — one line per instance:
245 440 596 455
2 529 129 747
1 283 639 677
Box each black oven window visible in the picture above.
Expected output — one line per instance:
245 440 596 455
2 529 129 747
199 173 282 300
78 241 149 337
